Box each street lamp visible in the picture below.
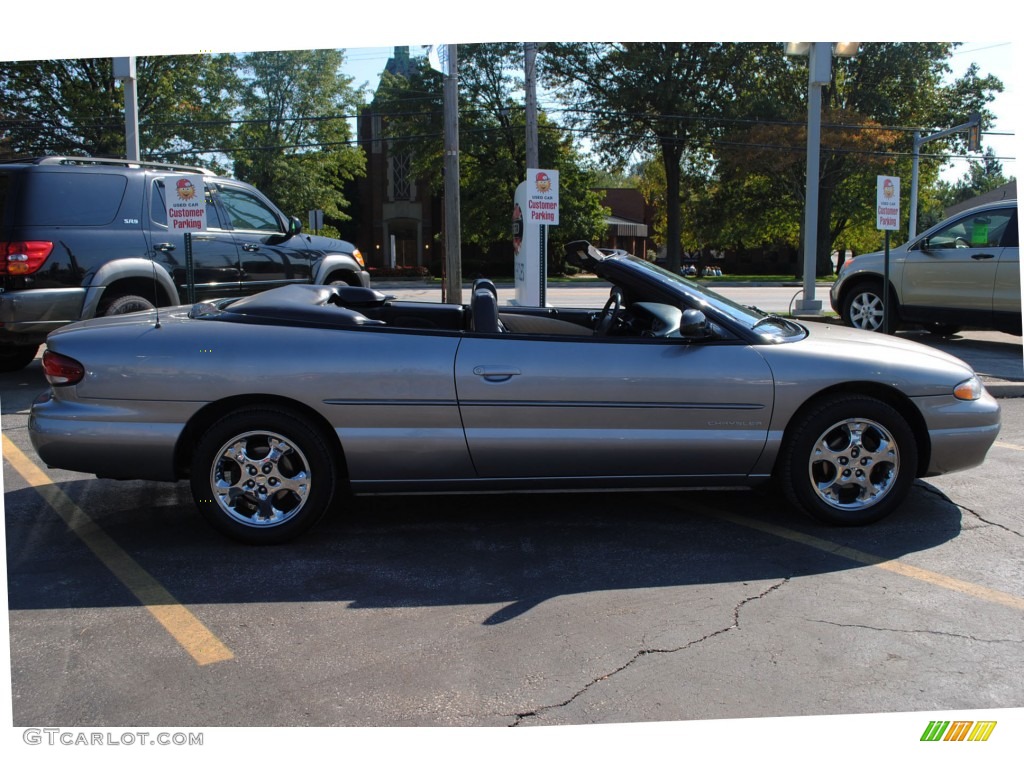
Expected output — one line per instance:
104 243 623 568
784 42 859 315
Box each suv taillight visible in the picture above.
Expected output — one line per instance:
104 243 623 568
42 350 85 386
2 241 54 275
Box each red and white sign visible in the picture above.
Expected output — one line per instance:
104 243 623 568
876 176 900 231
166 175 207 232
526 168 559 226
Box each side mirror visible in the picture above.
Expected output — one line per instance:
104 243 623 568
287 216 303 237
680 308 707 337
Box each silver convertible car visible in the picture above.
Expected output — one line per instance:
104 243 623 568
29 242 1001 543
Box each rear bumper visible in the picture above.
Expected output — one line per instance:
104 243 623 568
28 391 186 481
0 288 85 345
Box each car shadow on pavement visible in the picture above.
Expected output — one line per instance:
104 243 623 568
4 477 964 625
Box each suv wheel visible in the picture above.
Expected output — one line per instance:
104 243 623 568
842 281 897 332
102 294 156 316
0 344 40 373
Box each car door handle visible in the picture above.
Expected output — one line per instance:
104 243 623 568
971 253 995 260
154 242 175 253
472 366 521 382
242 243 261 252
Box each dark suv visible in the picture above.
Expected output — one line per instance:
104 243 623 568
0 157 370 371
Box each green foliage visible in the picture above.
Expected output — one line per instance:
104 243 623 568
229 49 365 223
372 44 607 269
0 55 238 165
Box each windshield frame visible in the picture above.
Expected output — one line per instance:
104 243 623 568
611 256 807 342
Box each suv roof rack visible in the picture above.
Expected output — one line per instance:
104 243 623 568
2 156 215 175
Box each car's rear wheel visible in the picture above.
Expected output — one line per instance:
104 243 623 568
842 281 896 332
190 407 338 544
779 395 918 525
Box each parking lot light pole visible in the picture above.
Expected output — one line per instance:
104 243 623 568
784 42 858 316
908 112 982 241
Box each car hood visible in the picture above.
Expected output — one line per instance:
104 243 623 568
798 319 972 369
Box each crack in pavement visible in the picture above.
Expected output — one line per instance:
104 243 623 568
508 578 789 726
808 619 1023 644
916 483 1023 538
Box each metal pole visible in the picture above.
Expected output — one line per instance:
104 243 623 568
909 131 921 241
114 57 140 161
524 43 546 306
795 44 823 314
443 45 462 306
525 43 539 168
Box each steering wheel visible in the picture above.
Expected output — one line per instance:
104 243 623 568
594 286 624 336
954 236 971 248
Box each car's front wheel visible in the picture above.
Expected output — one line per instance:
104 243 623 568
190 407 339 544
842 281 895 332
778 395 918 525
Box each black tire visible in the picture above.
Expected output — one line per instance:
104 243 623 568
778 395 918 526
841 280 897 333
190 407 339 544
328 272 359 287
0 343 40 373
103 294 156 316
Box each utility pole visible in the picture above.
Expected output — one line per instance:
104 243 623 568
525 43 539 168
443 45 463 306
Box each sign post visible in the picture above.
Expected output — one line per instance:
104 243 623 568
165 175 207 305
876 176 900 334
513 169 559 306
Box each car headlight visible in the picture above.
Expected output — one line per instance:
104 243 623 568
352 248 365 268
953 375 984 401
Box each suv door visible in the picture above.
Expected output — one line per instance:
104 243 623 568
900 206 1014 327
993 209 1020 327
212 182 311 294
148 177 242 300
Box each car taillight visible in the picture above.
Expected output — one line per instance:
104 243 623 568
42 350 85 386
2 240 54 275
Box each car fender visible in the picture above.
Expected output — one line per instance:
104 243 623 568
312 253 363 285
79 258 179 319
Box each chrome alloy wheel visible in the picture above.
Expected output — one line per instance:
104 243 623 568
210 430 312 528
847 290 885 331
808 417 899 511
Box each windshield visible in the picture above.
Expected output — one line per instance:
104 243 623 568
620 256 806 341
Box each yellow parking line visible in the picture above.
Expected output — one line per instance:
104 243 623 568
3 435 234 666
698 506 1024 612
994 440 1024 452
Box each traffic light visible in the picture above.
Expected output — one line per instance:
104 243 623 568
967 112 982 152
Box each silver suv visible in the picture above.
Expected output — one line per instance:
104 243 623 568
831 200 1020 335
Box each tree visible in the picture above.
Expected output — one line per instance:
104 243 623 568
0 55 237 166
372 44 607 271
938 148 1011 207
229 49 366 227
541 42 771 273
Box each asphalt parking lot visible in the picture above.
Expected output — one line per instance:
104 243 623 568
2 292 1022 737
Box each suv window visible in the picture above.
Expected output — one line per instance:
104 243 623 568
21 172 127 226
926 209 1015 249
216 185 282 232
150 179 224 229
